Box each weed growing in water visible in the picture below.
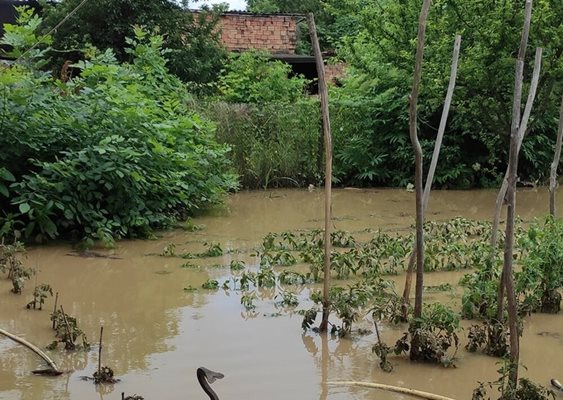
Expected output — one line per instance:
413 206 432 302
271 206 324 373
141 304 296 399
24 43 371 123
93 366 118 384
229 260 246 271
26 284 53 310
202 279 219 290
516 217 563 314
0 240 35 294
49 308 90 351
473 360 555 399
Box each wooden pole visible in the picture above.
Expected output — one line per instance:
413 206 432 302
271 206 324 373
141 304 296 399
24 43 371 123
402 35 461 313
409 0 432 319
502 0 534 388
490 0 534 251
98 326 104 375
308 13 333 333
549 95 563 216
60 305 74 349
0 327 61 374
52 291 59 330
496 47 543 322
327 381 456 400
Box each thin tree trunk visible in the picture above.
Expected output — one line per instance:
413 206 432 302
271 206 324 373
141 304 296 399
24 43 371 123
308 13 333 333
496 46 542 323
402 35 461 314
409 0 432 319
490 0 534 251
549 95 563 216
502 0 534 389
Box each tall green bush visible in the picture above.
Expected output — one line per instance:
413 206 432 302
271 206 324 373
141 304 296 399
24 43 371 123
217 50 309 104
207 50 320 189
517 217 563 313
0 18 236 244
205 101 321 189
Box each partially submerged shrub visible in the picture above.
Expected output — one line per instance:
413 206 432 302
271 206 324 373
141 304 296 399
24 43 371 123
517 217 563 314
1 18 236 245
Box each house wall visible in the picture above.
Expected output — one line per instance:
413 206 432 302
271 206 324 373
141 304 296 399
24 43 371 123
218 13 299 54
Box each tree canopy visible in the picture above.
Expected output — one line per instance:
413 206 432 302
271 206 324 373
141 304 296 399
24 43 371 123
40 0 227 85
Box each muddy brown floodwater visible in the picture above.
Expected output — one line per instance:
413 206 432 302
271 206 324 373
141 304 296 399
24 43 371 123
1 188 562 400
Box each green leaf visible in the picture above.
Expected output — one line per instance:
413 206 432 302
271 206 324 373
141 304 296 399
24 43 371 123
0 169 15 182
0 184 8 197
19 203 31 214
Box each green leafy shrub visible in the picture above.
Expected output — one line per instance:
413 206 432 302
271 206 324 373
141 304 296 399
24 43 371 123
517 217 563 314
205 100 322 189
0 19 236 244
217 50 309 104
405 303 461 366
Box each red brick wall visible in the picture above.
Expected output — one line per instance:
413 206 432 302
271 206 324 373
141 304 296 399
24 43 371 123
325 63 346 85
218 13 299 54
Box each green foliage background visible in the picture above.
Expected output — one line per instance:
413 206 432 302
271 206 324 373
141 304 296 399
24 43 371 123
40 0 227 86
328 0 563 188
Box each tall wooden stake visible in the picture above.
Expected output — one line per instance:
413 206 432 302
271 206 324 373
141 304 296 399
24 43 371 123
491 0 541 322
52 292 59 330
409 0 432 319
98 326 104 376
402 35 461 313
308 13 333 333
502 0 534 388
549 95 563 216
490 0 534 251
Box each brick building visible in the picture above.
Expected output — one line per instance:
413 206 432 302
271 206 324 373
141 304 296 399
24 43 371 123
212 11 344 88
218 12 300 54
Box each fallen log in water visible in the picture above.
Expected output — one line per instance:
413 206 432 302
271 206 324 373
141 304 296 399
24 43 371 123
327 381 456 400
0 327 62 375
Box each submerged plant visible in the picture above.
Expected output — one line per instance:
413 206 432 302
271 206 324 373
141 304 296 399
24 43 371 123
93 366 118 384
202 279 219 290
516 217 563 314
0 240 34 294
403 303 460 367
473 361 555 400
49 309 90 351
26 283 53 310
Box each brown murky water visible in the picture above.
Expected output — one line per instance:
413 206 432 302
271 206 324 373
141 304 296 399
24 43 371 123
1 188 562 400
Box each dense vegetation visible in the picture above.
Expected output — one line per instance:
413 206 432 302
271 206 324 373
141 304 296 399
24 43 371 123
0 12 236 244
215 0 563 189
41 0 227 86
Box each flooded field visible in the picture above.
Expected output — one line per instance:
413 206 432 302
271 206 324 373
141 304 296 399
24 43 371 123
1 188 562 400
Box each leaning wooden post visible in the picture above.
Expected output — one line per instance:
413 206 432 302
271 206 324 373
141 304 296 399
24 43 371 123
409 0 432 320
549 95 563 216
402 35 461 314
308 13 333 333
